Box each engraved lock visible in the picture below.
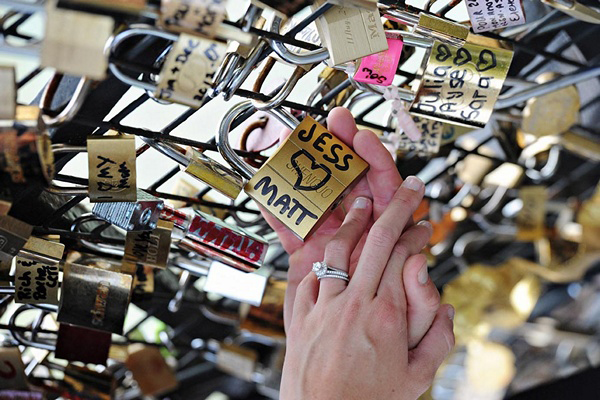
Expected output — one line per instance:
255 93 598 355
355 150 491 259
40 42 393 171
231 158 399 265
161 206 269 272
211 340 258 382
0 66 16 120
48 134 137 202
42 0 115 80
0 347 28 390
58 260 133 334
144 139 244 199
109 27 227 108
15 237 64 305
0 215 33 258
466 0 526 33
62 364 115 400
55 323 112 365
125 344 178 396
410 40 513 128
354 31 404 86
311 0 388 65
516 186 547 241
0 129 55 194
123 220 173 268
92 189 165 231
218 102 369 240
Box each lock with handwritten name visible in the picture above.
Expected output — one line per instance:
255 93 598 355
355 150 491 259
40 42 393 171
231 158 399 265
245 116 369 240
354 32 404 86
410 40 513 128
123 220 173 268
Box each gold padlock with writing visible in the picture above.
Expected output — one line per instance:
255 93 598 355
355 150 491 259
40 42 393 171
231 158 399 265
218 102 369 241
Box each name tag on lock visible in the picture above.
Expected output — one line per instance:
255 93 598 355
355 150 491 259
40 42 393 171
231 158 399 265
466 0 526 33
124 220 173 269
410 40 513 128
245 116 369 240
155 33 226 108
159 0 226 39
15 237 64 305
354 32 404 86
87 135 137 202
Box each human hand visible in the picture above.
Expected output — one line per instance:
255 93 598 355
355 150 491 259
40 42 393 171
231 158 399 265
279 181 455 400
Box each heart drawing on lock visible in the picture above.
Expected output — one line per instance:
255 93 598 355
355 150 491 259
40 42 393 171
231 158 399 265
290 149 332 192
435 44 452 63
453 47 472 67
476 49 497 72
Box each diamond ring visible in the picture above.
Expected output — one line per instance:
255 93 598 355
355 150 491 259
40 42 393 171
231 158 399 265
312 261 350 282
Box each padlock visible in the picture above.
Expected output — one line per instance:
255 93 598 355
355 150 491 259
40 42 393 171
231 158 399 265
521 72 580 138
353 31 404 86
0 129 54 193
0 66 16 120
161 206 268 272
317 67 356 107
92 189 164 231
48 135 137 202
58 260 133 334
125 344 178 396
409 39 513 128
41 0 115 80
55 323 112 365
109 27 227 108
144 138 244 199
203 260 268 305
239 278 286 339
516 186 547 241
311 0 388 65
123 220 173 268
0 215 33 258
15 236 64 305
211 340 259 382
394 116 472 157
129 263 155 299
541 0 600 23
456 154 495 186
167 178 229 218
218 102 369 240
0 347 28 390
482 162 524 189
62 364 115 400
466 0 526 33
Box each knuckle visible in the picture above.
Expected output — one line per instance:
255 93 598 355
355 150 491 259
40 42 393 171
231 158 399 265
325 238 352 261
391 242 409 261
423 288 441 311
340 294 362 324
368 226 398 249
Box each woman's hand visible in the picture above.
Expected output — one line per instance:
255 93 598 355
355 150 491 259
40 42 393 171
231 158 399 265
280 180 455 400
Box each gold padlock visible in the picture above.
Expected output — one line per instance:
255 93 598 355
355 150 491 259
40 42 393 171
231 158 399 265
516 186 547 242
218 102 369 241
410 40 513 128
311 0 388 65
125 344 178 396
123 220 173 268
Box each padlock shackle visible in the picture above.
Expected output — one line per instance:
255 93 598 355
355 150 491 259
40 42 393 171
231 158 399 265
251 57 306 111
70 213 126 257
9 305 57 352
108 25 178 92
40 73 92 127
223 40 271 100
268 17 329 66
141 137 190 168
217 101 299 180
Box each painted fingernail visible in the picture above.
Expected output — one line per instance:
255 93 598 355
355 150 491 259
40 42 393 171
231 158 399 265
447 306 455 321
402 176 424 192
417 263 429 285
353 197 369 209
417 220 433 232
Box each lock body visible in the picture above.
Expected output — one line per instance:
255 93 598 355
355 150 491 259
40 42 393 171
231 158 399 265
0 347 28 390
516 186 547 241
92 189 164 231
87 135 137 202
124 220 173 268
213 341 258 381
184 148 244 199
159 0 226 39
55 323 111 365
63 364 115 400
125 345 178 396
466 0 526 33
0 67 16 120
58 261 133 334
245 116 369 240
155 33 227 107
410 40 513 128
354 34 404 86
0 215 32 258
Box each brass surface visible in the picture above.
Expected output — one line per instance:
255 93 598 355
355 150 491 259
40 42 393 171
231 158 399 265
184 148 244 199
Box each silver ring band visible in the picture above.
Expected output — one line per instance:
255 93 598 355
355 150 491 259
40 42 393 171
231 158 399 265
312 261 350 282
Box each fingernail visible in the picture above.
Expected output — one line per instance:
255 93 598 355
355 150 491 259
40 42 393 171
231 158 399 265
417 263 429 285
447 306 455 321
417 220 433 232
353 197 369 209
402 176 423 192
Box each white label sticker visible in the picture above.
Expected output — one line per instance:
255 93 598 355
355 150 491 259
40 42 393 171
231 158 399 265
466 0 526 33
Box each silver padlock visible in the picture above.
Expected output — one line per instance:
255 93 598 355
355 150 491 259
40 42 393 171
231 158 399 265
92 189 165 231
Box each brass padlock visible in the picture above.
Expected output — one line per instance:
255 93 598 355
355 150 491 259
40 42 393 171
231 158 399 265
55 323 111 365
161 206 269 272
166 178 228 219
63 364 115 400
123 220 173 268
516 186 547 241
92 189 165 231
41 0 115 80
410 39 513 128
15 236 64 305
541 0 600 23
218 102 369 240
125 344 178 396
109 27 227 108
0 215 33 258
0 347 28 390
0 66 16 120
578 185 600 251
311 0 388 65
211 340 259 382
384 10 469 48
129 263 155 299
58 261 133 334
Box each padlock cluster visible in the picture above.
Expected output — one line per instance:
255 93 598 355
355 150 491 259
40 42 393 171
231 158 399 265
0 0 599 398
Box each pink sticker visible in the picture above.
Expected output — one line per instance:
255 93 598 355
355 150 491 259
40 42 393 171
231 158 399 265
354 37 404 87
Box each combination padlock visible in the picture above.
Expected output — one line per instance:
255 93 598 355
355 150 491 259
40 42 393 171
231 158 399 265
218 102 369 240
109 26 227 108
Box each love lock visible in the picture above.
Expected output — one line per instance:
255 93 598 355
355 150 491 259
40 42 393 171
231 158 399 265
218 102 369 241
